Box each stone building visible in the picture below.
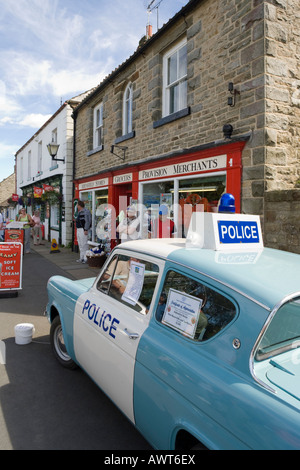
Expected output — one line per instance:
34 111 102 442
0 173 16 220
72 0 300 252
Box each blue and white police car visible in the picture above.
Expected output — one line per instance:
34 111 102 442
46 207 300 450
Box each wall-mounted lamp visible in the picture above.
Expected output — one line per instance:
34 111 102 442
47 142 65 163
223 124 233 139
227 82 240 107
110 144 128 161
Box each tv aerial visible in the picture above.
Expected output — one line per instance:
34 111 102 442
146 0 164 32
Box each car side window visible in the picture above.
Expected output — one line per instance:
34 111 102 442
156 270 236 342
97 254 118 294
97 254 159 315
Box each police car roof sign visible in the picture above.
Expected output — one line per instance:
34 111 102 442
186 212 263 251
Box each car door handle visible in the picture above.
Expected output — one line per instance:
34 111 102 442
124 329 140 340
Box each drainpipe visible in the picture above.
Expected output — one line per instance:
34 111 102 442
71 108 77 252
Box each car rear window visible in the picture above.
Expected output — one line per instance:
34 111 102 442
156 270 236 342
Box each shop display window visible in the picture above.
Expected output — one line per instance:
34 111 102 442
141 174 226 238
178 175 226 236
80 189 109 246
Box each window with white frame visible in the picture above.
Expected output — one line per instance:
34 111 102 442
27 150 32 180
20 157 24 183
93 103 104 149
51 129 57 144
163 38 187 117
123 82 133 135
37 141 42 174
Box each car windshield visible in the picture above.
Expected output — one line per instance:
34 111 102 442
256 296 300 361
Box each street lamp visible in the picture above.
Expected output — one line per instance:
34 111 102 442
47 142 65 163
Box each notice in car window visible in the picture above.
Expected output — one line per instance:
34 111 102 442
162 288 202 338
121 261 145 306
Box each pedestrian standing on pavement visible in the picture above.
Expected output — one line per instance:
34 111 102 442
32 210 43 245
149 204 175 239
116 206 140 243
76 200 92 263
18 208 35 254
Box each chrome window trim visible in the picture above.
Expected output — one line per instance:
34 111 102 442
120 248 271 311
249 292 300 394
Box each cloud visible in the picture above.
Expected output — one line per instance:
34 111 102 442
18 113 52 129
0 80 21 118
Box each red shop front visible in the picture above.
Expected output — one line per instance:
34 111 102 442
74 140 245 250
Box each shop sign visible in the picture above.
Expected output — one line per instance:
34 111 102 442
34 186 43 198
0 243 23 291
79 178 109 190
12 194 19 202
43 184 54 192
113 173 133 184
139 155 227 181
5 229 24 244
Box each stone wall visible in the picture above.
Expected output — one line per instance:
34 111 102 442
74 0 300 227
0 173 15 206
74 0 266 196
265 0 300 192
264 189 300 254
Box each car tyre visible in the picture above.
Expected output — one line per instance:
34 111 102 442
50 316 77 370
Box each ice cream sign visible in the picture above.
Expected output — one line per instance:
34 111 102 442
0 243 23 291
187 213 263 251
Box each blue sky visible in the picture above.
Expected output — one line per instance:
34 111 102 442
0 0 189 182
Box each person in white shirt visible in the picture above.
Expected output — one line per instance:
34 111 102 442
116 206 140 243
32 210 43 245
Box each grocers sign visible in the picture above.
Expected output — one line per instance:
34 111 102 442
0 243 23 291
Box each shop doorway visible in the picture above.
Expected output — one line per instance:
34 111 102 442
114 183 132 218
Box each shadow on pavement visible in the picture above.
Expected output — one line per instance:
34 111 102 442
0 335 151 450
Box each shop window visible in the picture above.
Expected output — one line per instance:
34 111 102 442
163 38 187 117
156 270 236 342
123 83 133 136
97 254 160 315
50 204 59 229
141 174 226 238
94 189 109 246
178 175 226 236
93 103 104 150
142 180 174 238
80 188 110 249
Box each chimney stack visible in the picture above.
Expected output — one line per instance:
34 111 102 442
146 23 153 39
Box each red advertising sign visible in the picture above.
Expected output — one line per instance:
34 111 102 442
0 243 23 291
12 193 19 202
34 186 43 198
5 229 24 244
43 184 54 192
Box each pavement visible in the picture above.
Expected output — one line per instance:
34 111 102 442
0 240 151 450
31 240 103 280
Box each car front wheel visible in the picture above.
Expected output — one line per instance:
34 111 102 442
50 316 77 370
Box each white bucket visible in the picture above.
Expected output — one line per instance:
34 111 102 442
14 323 35 345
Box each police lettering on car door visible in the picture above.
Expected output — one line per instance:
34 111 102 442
81 299 120 339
